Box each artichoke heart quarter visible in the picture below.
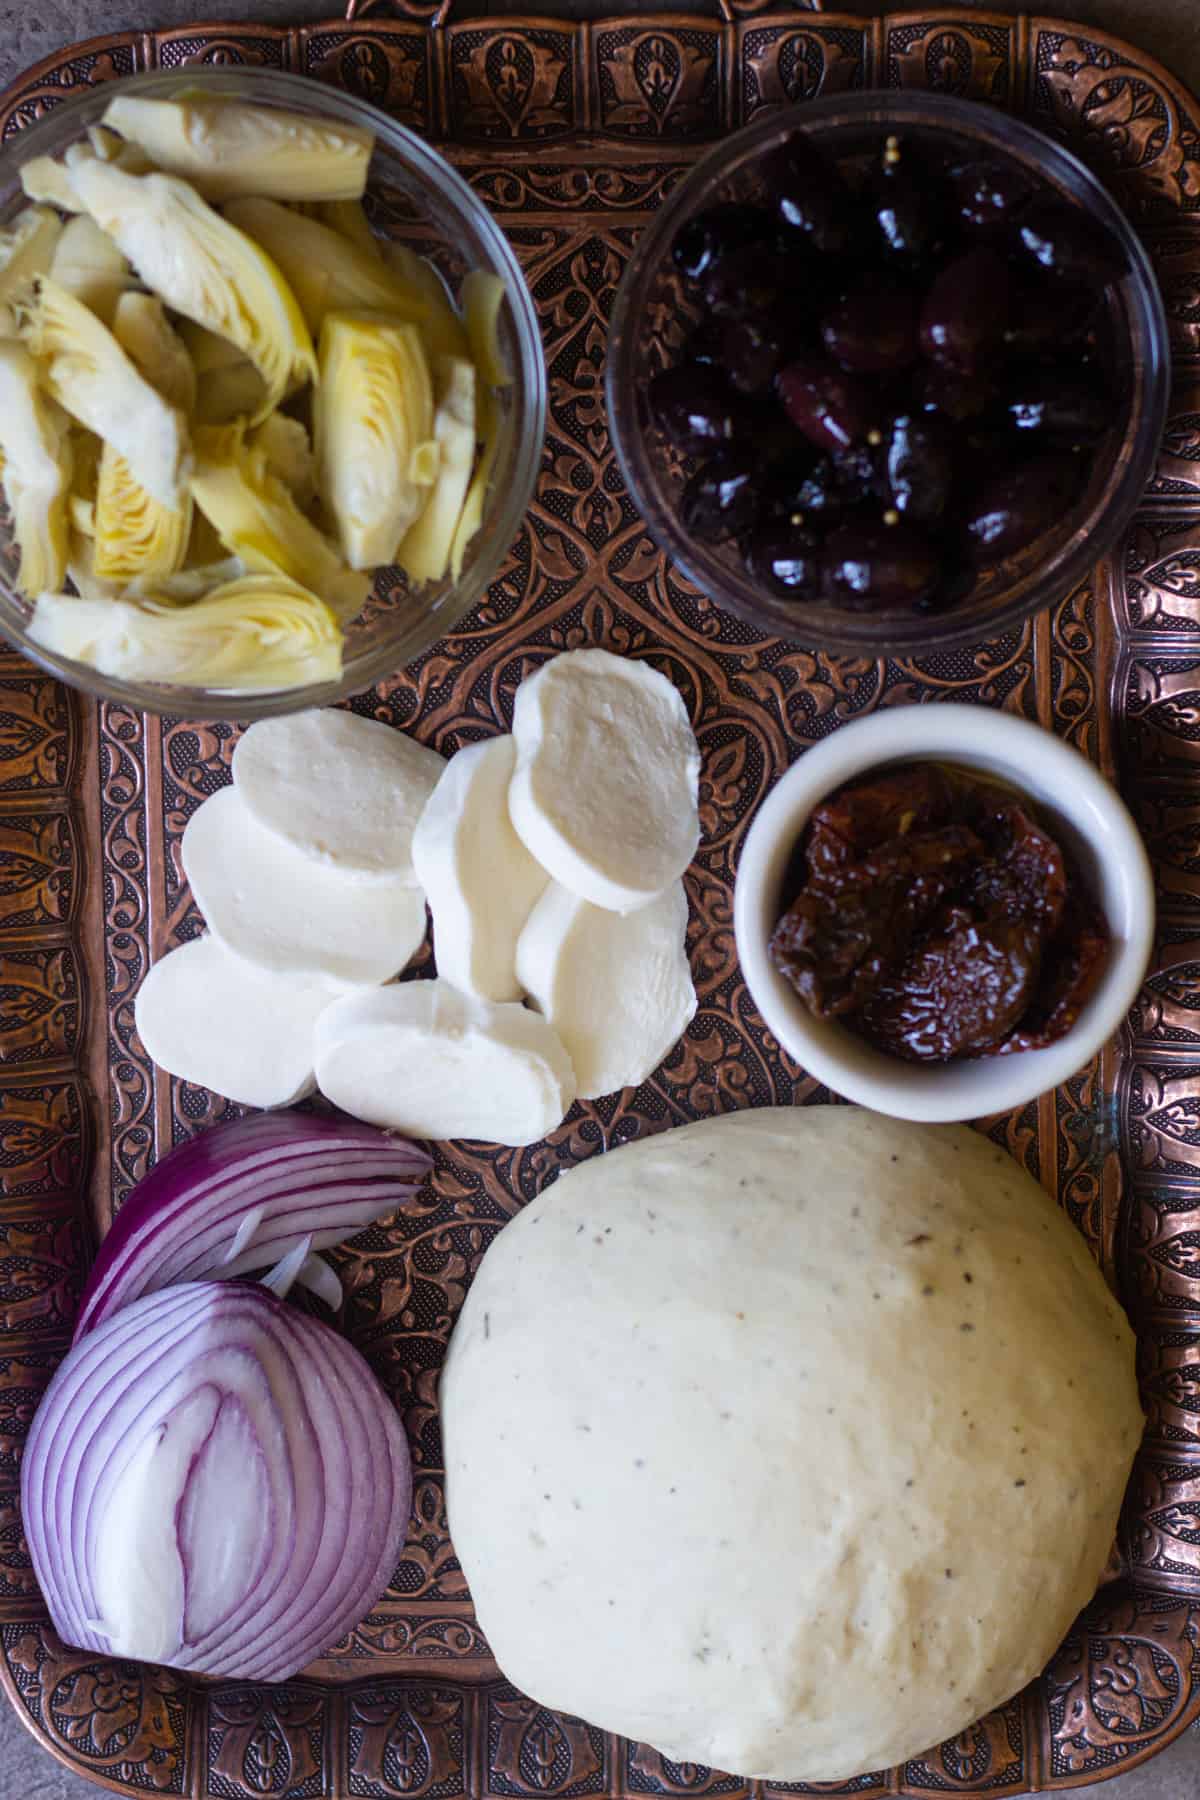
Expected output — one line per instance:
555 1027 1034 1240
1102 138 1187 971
24 278 190 510
48 214 138 327
67 158 314 420
101 96 373 204
0 342 71 595
224 197 426 337
30 574 342 692
0 207 62 338
94 447 191 581
191 423 368 619
315 311 435 571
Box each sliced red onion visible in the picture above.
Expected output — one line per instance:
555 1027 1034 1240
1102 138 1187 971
23 1281 412 1680
75 1112 430 1342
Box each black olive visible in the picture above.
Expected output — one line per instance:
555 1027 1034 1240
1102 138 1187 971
671 202 773 282
919 247 1012 370
883 413 954 525
949 159 1034 233
1002 371 1110 445
824 515 939 609
1014 201 1125 285
820 278 919 374
744 521 823 597
722 314 786 394
681 451 759 541
863 138 947 263
765 131 856 256
777 353 878 454
647 364 751 456
963 453 1084 560
912 363 993 424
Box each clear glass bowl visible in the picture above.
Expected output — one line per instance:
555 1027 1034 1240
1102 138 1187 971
0 68 546 719
606 91 1170 657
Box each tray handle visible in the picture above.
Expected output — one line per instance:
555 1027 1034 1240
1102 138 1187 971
343 0 827 23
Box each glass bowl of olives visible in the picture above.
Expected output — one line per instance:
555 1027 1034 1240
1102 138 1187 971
607 91 1169 655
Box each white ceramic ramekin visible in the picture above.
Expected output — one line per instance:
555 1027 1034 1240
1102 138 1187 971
733 705 1155 1123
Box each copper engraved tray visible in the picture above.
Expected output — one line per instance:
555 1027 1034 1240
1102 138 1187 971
3 3 1200 1795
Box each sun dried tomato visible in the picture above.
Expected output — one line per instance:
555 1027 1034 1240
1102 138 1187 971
769 824 980 1017
770 761 1110 1063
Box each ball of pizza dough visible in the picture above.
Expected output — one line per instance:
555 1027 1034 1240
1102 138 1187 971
441 1108 1142 1781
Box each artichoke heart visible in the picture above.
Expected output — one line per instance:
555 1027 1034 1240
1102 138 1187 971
0 342 72 595
101 96 373 203
94 448 191 581
29 574 342 692
384 243 470 363
49 214 138 326
314 310 434 571
317 198 379 259
176 319 267 425
450 384 500 584
398 356 476 585
0 207 62 337
462 269 511 387
67 158 314 420
190 422 368 619
23 277 190 509
94 294 194 581
112 292 196 413
249 412 316 510
224 197 427 337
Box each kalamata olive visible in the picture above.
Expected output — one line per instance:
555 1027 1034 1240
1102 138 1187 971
913 363 992 423
648 364 750 456
1003 371 1110 444
820 279 919 373
831 444 883 506
919 247 1012 370
702 245 798 319
823 516 939 608
883 413 954 525
963 453 1083 560
765 131 855 255
777 353 878 454
681 451 758 541
1014 201 1124 284
671 202 772 281
949 159 1033 233
864 139 945 262
744 521 823 596
684 319 725 365
722 314 786 393
1004 276 1098 358
762 454 836 523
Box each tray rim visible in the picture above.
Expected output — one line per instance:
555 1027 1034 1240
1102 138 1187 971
1 6 1200 1798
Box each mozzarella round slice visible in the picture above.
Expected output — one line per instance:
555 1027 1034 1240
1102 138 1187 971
516 880 696 1099
508 649 701 913
412 736 548 1002
134 935 347 1110
233 708 445 883
183 786 427 986
314 980 576 1146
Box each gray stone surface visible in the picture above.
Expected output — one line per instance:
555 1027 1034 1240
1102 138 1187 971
2 1 1200 1796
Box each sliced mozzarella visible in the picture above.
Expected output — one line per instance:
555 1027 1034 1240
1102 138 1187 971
233 708 444 883
412 736 548 1002
183 786 427 986
134 934 348 1109
314 980 576 1146
515 879 696 1099
508 648 700 913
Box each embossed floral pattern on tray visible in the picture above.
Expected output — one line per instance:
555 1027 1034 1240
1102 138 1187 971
2 8 1200 1798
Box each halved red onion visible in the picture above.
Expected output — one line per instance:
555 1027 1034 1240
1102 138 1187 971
75 1112 430 1342
23 1281 412 1681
